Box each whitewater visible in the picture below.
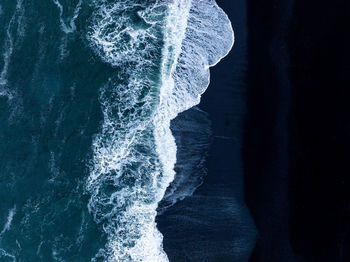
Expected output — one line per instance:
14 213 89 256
86 0 234 261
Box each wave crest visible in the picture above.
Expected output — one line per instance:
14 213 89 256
86 0 234 261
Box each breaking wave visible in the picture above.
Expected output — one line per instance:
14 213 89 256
86 0 234 261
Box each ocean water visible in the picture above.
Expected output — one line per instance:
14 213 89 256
0 0 233 261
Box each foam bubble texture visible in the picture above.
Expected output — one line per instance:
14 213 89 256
87 0 234 261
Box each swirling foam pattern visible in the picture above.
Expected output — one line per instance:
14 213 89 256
87 0 234 261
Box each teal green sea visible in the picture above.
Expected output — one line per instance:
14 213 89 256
0 0 234 261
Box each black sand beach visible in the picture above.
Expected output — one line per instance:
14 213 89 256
287 0 350 261
158 0 257 261
245 0 350 261
244 0 297 261
159 0 350 261
2 0 348 260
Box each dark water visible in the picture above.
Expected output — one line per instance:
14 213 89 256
0 0 238 261
0 1 105 261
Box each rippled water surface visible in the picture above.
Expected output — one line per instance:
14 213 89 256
0 0 233 261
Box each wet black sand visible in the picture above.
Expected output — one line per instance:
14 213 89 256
157 0 257 261
159 0 350 261
245 0 350 261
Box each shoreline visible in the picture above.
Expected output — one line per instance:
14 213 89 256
157 0 257 261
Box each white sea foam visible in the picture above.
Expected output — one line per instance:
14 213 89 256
0 0 24 98
48 151 60 183
0 205 16 236
158 107 212 213
0 248 16 262
58 36 69 59
52 0 82 59
52 0 82 34
87 0 234 261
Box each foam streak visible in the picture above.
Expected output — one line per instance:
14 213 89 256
52 0 82 34
0 205 16 237
0 0 24 97
87 0 234 261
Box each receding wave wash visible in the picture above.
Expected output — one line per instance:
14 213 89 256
0 0 233 261
87 0 234 260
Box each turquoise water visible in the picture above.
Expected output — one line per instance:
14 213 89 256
0 0 233 261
